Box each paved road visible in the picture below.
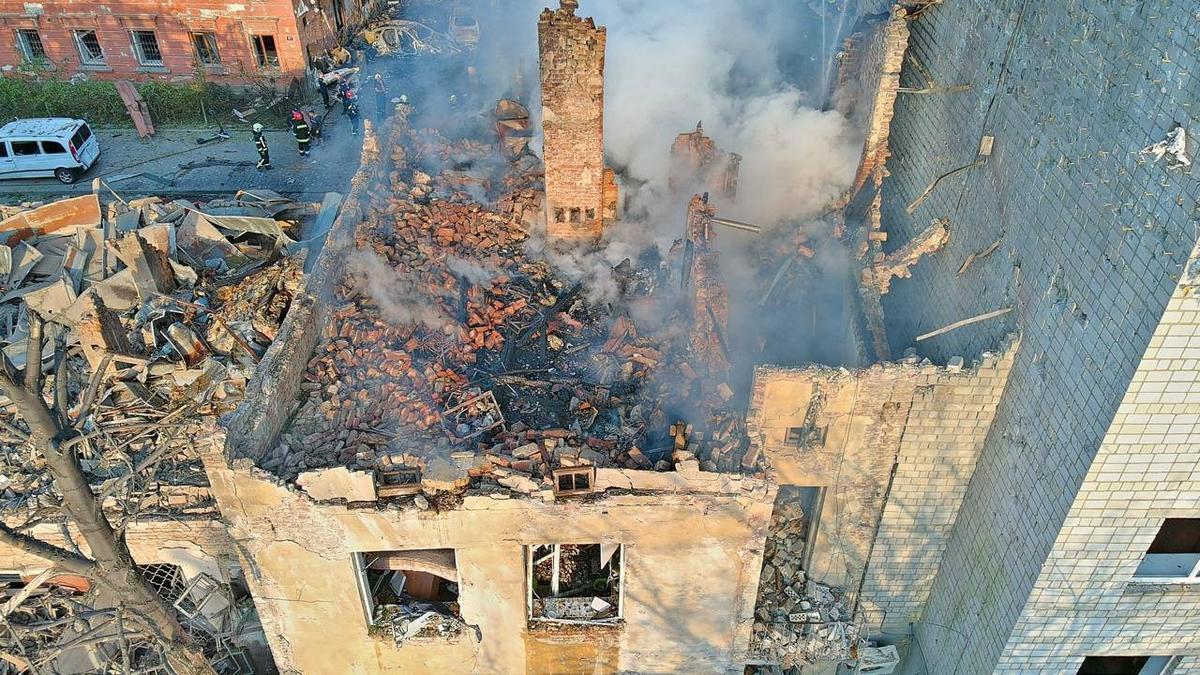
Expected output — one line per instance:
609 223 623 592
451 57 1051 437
0 105 373 202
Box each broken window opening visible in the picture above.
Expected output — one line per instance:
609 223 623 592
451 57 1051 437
1133 518 1200 582
130 30 163 66
1076 655 1181 675
190 32 221 66
569 208 581 224
554 208 566 223
73 30 105 65
585 208 596 221
784 425 826 447
376 467 422 498
527 543 622 625
252 34 279 69
352 550 466 645
552 466 595 498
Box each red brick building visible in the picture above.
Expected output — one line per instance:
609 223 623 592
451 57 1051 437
0 0 378 88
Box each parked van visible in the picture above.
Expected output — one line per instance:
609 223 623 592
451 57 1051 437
0 118 100 184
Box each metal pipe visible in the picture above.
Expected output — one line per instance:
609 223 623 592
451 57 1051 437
710 216 762 234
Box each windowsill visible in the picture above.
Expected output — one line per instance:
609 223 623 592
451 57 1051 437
201 65 227 75
527 619 623 635
366 620 472 647
1126 578 1200 593
78 64 112 72
137 65 169 73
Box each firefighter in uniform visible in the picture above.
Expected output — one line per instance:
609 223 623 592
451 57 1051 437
290 109 311 156
345 91 361 136
373 73 389 119
252 123 272 170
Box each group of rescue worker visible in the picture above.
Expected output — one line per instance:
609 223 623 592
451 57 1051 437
252 72 400 171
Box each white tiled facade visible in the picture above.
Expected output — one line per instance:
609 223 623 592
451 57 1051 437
990 263 1200 671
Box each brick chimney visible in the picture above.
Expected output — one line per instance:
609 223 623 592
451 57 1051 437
538 0 607 240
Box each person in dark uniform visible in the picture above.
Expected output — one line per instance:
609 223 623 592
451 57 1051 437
319 78 332 108
290 109 311 156
345 91 361 136
372 73 388 119
252 123 272 170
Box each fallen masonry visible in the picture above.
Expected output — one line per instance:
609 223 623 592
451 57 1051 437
267 108 756 498
0 188 321 672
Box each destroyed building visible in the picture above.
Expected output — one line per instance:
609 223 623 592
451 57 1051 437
2 0 1199 673
669 123 742 203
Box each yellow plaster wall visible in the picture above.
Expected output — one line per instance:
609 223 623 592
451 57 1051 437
207 462 775 675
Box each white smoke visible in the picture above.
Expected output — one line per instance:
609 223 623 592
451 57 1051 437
346 250 453 328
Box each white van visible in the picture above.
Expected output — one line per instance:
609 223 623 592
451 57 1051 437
0 118 101 184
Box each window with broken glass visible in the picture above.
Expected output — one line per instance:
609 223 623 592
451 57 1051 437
251 34 279 69
527 543 622 625
73 30 105 65
352 550 467 645
190 32 221 66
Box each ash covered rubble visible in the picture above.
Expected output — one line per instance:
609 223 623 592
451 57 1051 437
746 493 861 670
0 190 314 518
271 107 760 502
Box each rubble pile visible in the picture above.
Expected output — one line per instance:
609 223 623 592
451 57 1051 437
749 495 862 667
274 112 756 489
0 191 316 511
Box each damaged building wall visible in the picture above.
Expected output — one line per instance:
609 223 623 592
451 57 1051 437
866 0 1200 672
834 6 911 206
203 453 775 674
669 123 741 203
538 0 607 240
0 519 238 584
0 0 322 86
224 118 388 466
746 341 1016 608
858 336 1018 632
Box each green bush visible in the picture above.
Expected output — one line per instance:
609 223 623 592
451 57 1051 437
0 76 265 128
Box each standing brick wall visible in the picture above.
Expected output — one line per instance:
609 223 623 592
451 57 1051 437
862 0 1200 670
538 0 606 240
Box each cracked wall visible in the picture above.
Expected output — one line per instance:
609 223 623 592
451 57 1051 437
203 453 776 674
747 338 1016 618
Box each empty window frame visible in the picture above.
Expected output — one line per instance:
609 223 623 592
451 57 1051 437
783 425 826 447
552 466 594 497
1132 518 1200 582
73 30 105 65
351 550 460 631
130 30 163 66
15 29 47 62
527 543 622 625
251 34 279 68
190 32 220 66
1077 656 1182 675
